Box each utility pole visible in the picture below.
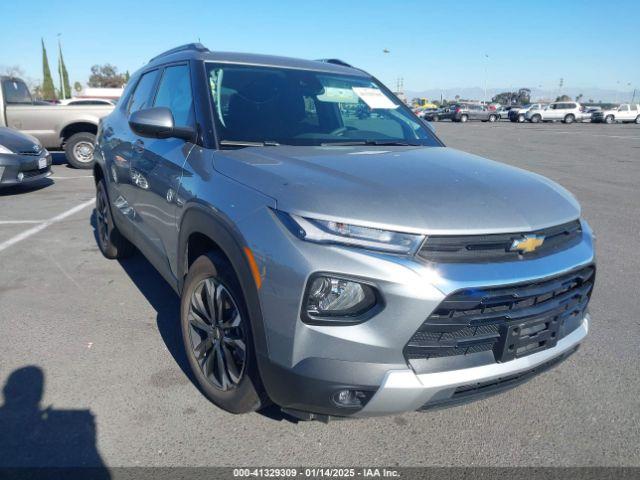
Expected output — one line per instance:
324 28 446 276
483 54 489 103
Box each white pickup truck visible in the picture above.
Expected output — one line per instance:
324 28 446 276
0 76 115 168
591 104 640 124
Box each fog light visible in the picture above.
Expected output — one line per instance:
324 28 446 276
332 389 370 408
303 275 377 323
17 172 24 182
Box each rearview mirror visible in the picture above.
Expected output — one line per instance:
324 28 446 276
128 107 195 142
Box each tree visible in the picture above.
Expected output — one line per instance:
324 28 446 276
57 40 72 99
575 93 583 102
516 88 531 105
555 94 572 102
41 39 56 101
73 81 83 93
88 64 127 88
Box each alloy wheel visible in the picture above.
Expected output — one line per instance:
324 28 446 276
187 278 247 391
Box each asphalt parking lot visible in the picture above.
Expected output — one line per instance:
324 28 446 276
0 122 639 468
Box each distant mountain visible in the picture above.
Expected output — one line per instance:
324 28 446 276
405 87 637 104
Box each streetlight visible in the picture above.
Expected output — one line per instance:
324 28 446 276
483 54 489 103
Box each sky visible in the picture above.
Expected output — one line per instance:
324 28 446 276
1 0 638 95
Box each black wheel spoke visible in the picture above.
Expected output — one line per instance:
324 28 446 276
214 342 231 390
187 276 247 392
193 337 212 360
221 342 241 384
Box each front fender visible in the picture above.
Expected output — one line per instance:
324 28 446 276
177 204 270 359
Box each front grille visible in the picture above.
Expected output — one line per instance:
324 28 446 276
22 166 50 178
18 148 43 156
417 220 582 263
404 266 594 367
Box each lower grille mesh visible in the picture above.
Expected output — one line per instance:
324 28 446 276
404 266 594 366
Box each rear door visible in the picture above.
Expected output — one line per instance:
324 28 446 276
130 63 196 276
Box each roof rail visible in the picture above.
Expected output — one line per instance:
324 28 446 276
315 58 353 68
149 43 209 62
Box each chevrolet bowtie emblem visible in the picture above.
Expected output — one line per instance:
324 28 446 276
511 235 545 254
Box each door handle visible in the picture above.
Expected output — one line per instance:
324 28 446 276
133 139 144 153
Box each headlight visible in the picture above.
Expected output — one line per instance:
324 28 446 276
0 144 15 155
277 211 425 254
303 274 379 324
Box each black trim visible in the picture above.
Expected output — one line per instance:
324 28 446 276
417 219 583 263
419 345 579 411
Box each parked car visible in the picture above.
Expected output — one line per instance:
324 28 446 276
496 105 517 120
421 107 444 121
0 76 114 168
95 44 595 420
508 103 546 122
425 105 456 121
526 102 583 123
591 104 640 124
451 103 499 123
0 126 51 187
59 98 116 106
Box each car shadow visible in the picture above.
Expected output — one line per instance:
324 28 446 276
0 365 110 477
0 178 54 196
89 211 297 423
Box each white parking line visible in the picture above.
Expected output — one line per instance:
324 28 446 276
50 175 94 180
0 220 46 225
0 199 95 253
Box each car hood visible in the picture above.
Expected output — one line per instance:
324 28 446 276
0 127 41 154
213 146 580 234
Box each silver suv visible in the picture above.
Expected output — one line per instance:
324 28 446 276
94 44 595 420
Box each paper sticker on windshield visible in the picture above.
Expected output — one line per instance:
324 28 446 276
317 86 359 104
352 87 399 109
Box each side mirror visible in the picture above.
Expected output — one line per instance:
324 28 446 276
129 107 195 142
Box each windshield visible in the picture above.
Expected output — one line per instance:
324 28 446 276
206 63 440 147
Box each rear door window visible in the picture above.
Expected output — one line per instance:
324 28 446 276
1 79 33 104
127 70 159 114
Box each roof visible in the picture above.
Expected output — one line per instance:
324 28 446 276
145 43 369 77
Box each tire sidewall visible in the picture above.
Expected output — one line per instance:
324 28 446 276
460 114 468 123
605 115 614 124
96 180 118 258
564 114 575 124
180 253 264 414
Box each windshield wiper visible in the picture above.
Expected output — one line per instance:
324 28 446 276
321 140 421 147
220 140 280 148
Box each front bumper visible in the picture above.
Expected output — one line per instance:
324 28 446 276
356 314 588 416
0 151 52 186
242 209 595 418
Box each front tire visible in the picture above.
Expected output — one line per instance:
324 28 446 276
488 114 497 122
95 179 135 259
517 114 525 123
530 114 541 123
181 253 267 414
635 116 640 124
564 114 575 124
65 132 96 169
605 115 614 124
459 114 468 123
